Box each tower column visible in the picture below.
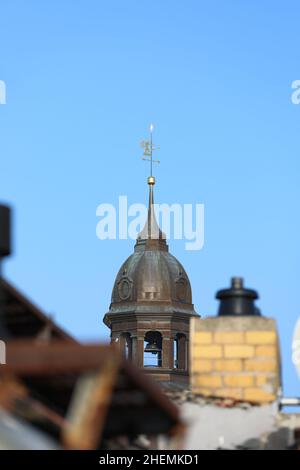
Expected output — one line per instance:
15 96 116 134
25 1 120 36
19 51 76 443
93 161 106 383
162 335 173 369
177 335 187 370
132 335 144 367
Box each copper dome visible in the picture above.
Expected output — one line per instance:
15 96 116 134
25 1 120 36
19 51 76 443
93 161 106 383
111 249 193 305
107 180 197 317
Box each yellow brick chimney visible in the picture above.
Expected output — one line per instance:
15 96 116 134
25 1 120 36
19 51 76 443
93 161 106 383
190 278 281 404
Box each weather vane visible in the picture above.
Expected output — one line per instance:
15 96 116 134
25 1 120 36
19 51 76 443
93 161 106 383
140 124 160 179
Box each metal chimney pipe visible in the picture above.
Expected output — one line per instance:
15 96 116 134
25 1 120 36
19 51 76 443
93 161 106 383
279 397 300 408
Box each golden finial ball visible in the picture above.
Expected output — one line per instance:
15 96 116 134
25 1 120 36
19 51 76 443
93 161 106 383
147 176 155 185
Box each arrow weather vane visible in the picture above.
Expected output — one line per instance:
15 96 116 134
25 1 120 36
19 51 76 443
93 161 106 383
140 124 160 178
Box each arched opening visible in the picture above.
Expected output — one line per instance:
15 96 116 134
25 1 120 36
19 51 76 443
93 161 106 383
144 331 162 367
119 332 132 360
174 333 187 370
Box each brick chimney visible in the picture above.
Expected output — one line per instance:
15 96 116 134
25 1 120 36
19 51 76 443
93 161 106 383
190 278 281 404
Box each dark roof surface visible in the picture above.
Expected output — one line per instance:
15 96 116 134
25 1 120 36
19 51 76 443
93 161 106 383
0 278 74 341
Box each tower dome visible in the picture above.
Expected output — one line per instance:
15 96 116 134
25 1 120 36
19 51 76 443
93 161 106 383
105 176 197 318
111 250 193 306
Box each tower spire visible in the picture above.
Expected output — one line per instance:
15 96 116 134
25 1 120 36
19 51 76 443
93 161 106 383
137 125 166 249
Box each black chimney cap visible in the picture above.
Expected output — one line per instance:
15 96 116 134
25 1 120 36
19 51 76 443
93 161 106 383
216 277 261 317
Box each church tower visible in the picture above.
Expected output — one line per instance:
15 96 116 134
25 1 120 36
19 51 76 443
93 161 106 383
103 126 199 383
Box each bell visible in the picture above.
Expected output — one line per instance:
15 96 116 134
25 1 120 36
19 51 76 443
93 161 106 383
144 341 161 354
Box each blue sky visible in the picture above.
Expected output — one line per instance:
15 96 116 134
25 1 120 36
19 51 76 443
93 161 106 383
1 1 300 398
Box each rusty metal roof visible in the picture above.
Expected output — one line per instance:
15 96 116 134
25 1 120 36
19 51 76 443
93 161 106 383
0 278 74 341
0 341 183 448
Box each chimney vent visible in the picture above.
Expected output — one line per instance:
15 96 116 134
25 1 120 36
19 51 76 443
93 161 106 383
216 277 260 317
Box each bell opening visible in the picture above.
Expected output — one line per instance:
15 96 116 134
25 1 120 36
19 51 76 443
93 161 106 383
144 331 162 367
